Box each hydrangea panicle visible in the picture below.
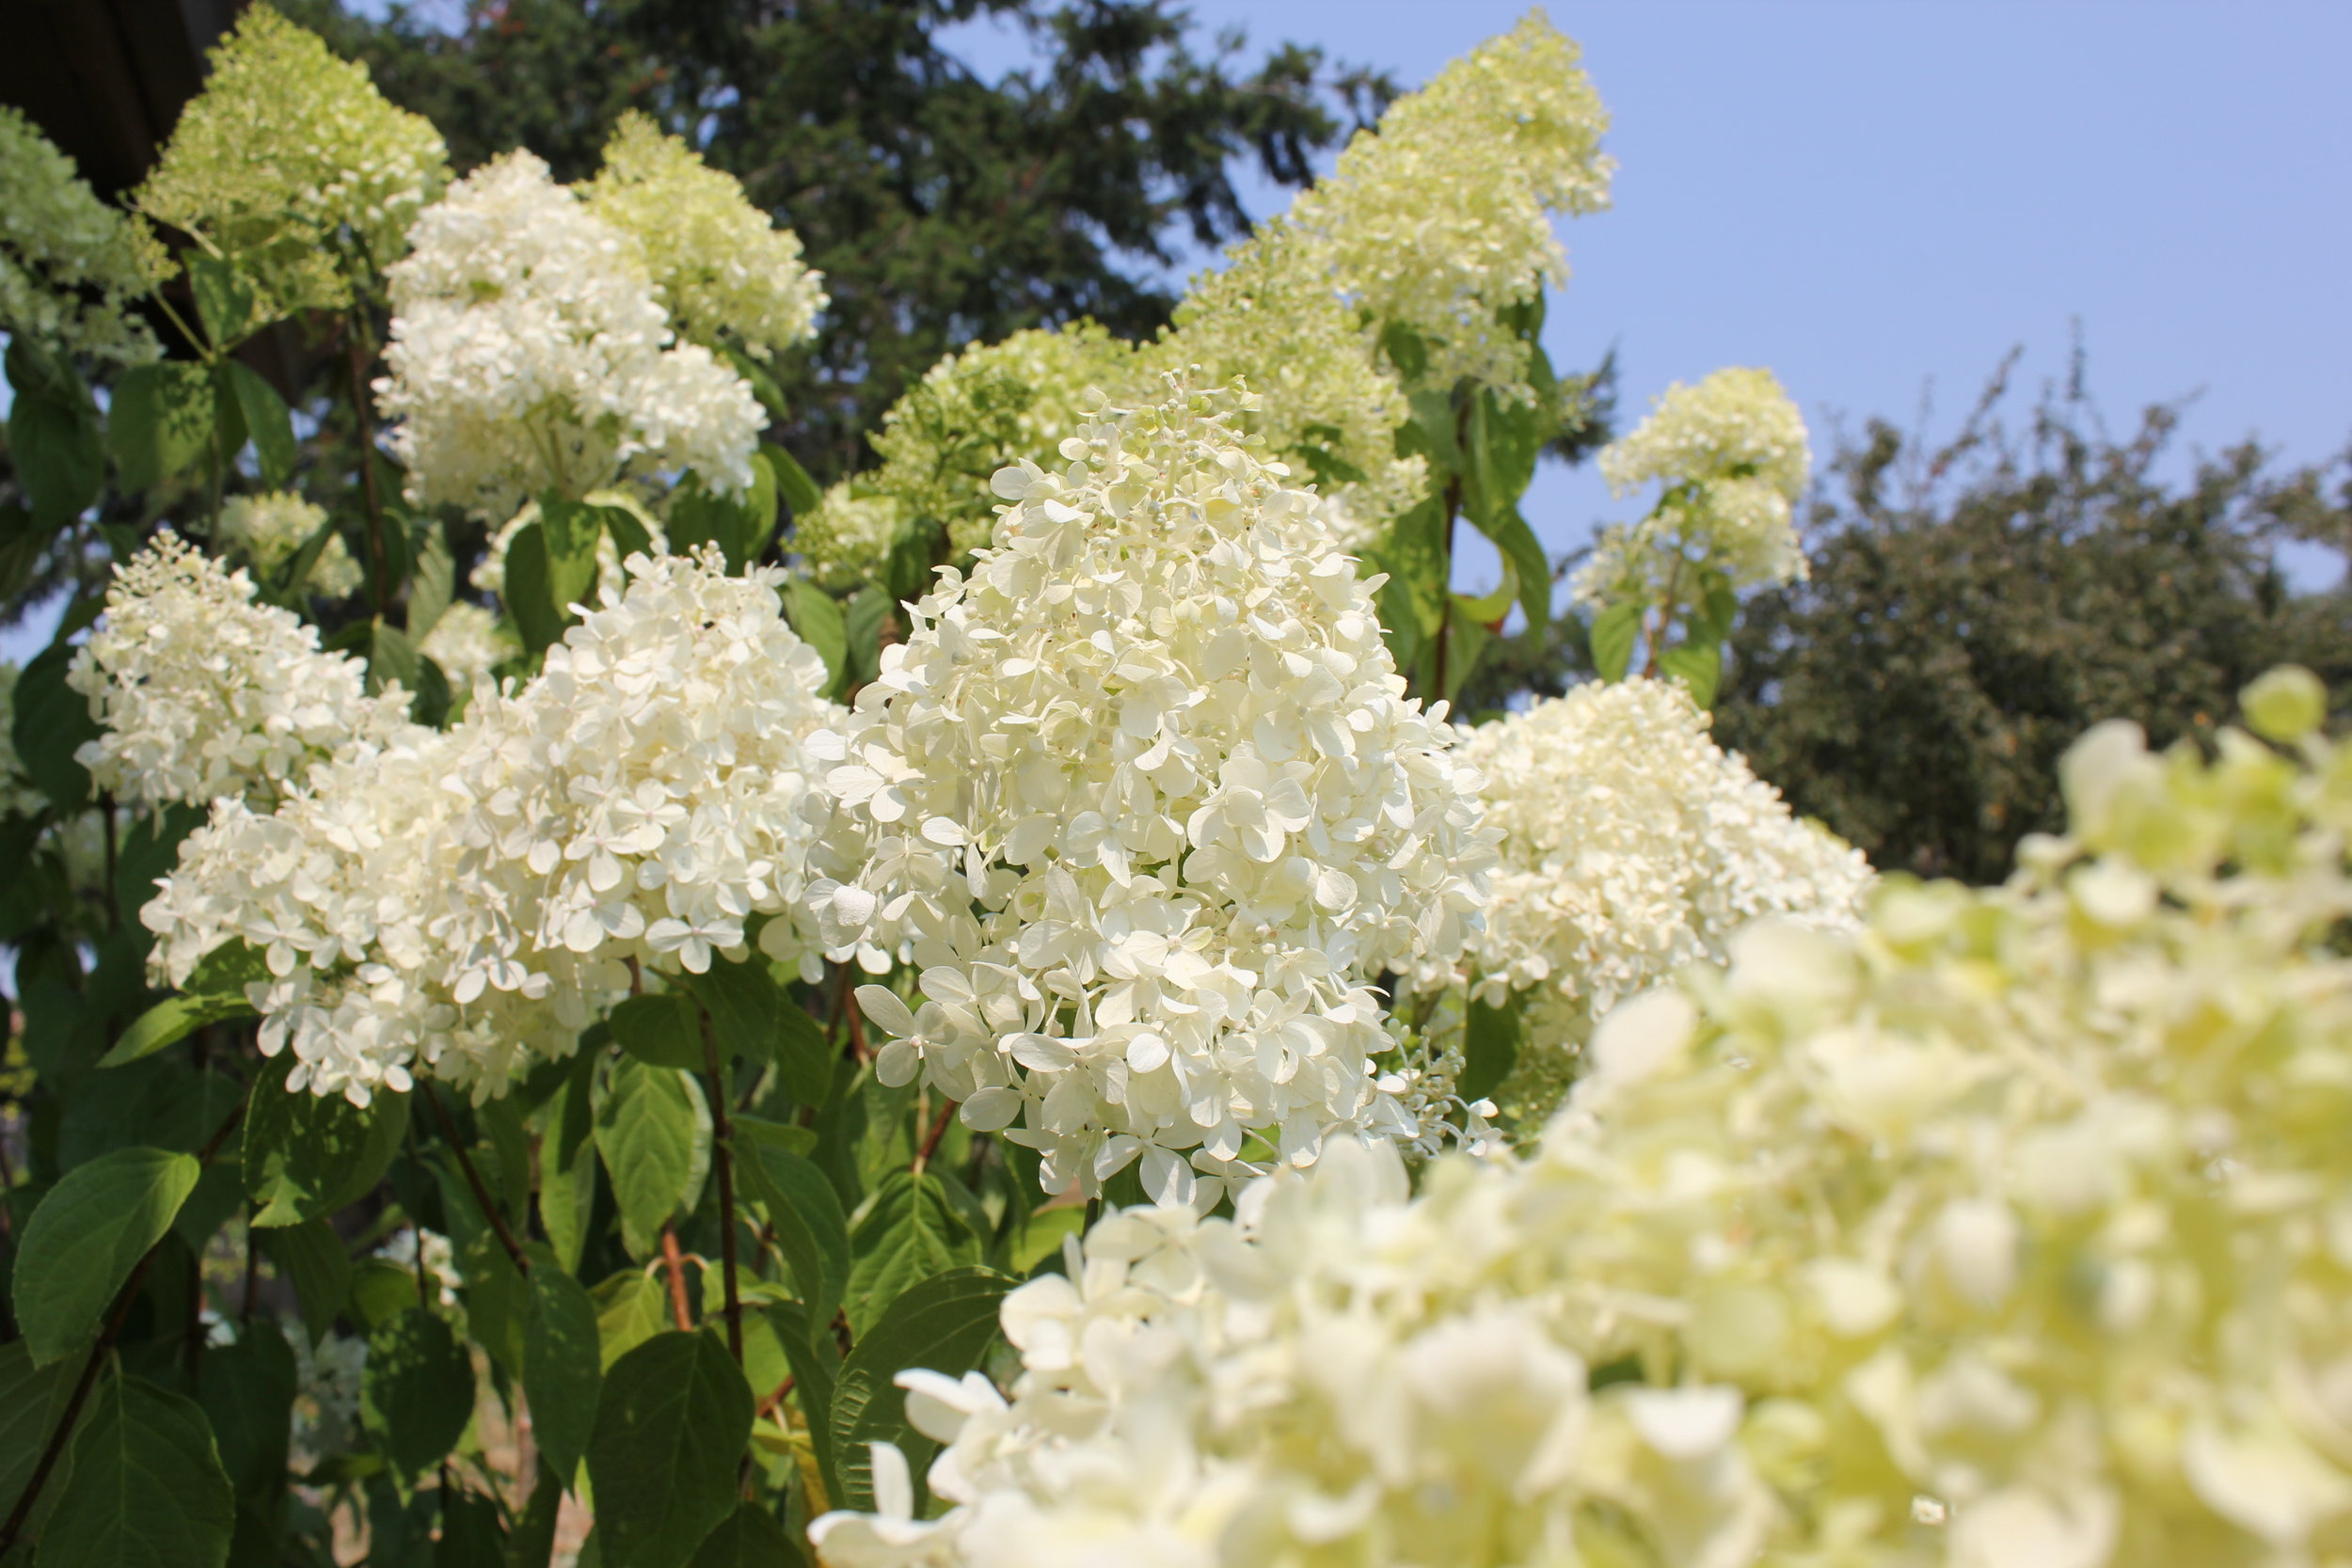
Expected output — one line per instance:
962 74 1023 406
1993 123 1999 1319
0 106 164 365
1572 366 1813 610
787 380 1496 1201
376 150 761 517
143 549 840 1104
68 532 412 812
216 491 363 600
581 111 828 361
132 6 448 318
1443 676 1870 1117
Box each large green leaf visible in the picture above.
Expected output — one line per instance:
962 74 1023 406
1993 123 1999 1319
596 1060 707 1259
765 443 821 521
260 1220 352 1346
12 1146 199 1366
106 361 215 494
99 990 254 1069
735 1144 849 1343
1460 990 1524 1106
672 954 777 1069
1589 599 1643 684
830 1267 1012 1513
1658 637 1724 710
502 522 566 653
585 1332 754 1568
785 578 848 697
405 520 456 642
39 1371 234 1568
436 1489 507 1568
685 1501 804 1568
771 1000 835 1109
539 1051 600 1275
11 639 99 813
845 1168 982 1335
220 361 296 488
0 1341 83 1541
7 341 102 532
361 1308 475 1479
591 1272 673 1372
186 254 259 348
243 1053 409 1226
504 1461 565 1568
607 992 704 1071
523 1264 603 1489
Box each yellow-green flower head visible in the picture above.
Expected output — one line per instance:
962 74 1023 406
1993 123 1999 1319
0 106 164 365
1291 8 1612 399
866 321 1140 556
1152 230 1426 544
216 490 362 600
1574 365 1812 607
580 112 828 362
133 6 448 318
791 480 903 590
821 671 2352 1568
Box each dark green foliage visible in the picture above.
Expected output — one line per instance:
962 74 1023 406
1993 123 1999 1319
1716 366 2352 881
831 1267 1012 1513
42 1372 236 1568
586 1333 755 1568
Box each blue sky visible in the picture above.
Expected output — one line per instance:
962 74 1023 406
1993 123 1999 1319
951 0 2352 592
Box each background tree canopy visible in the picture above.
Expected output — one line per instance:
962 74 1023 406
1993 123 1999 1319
1712 356 2352 883
287 0 1392 478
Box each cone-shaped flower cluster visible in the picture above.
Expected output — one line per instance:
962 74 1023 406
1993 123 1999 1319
1443 677 1869 1114
68 533 412 812
132 5 447 318
789 383 1496 1200
376 151 763 516
1573 366 1813 610
0 106 164 365
143 548 839 1104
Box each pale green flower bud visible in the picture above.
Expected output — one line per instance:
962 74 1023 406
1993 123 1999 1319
2241 663 2327 743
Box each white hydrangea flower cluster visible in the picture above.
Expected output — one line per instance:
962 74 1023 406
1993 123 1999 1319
0 105 163 366
793 482 905 590
822 668 2352 1568
143 550 840 1103
863 323 1139 558
1283 10 1613 401
376 150 763 518
132 6 448 318
581 111 828 361
67 533 412 813
1446 678 1870 1115
416 602 517 693
814 1134 1780 1568
1572 366 1813 610
215 491 363 600
788 383 1495 1201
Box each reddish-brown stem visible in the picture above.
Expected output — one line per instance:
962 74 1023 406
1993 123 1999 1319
421 1082 530 1276
912 1097 958 1177
700 1011 744 1366
659 1223 694 1332
0 1101 244 1560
